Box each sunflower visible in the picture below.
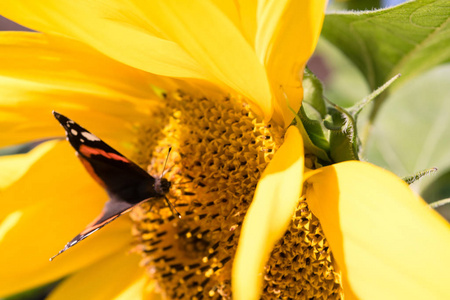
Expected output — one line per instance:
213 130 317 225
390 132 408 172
1 1 449 300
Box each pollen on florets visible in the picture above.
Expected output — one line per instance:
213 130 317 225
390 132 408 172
129 92 342 299
263 200 342 299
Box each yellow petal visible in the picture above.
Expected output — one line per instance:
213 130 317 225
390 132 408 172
0 32 160 147
115 277 162 300
0 141 133 297
0 140 59 190
0 1 207 79
134 0 273 120
1 141 101 216
256 0 326 126
0 209 132 298
235 0 258 46
306 161 450 299
233 126 304 300
47 251 146 300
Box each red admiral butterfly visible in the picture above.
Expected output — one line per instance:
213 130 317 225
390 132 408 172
50 111 178 261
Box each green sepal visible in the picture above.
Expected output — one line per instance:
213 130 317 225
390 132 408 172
348 74 401 118
323 74 401 163
326 107 360 162
298 106 330 153
288 105 331 163
403 167 438 185
303 69 327 118
292 120 331 163
294 70 399 164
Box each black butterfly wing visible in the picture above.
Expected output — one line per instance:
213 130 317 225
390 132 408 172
49 198 134 261
53 111 161 202
50 111 164 260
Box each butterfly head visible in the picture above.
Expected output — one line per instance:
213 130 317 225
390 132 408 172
155 177 171 195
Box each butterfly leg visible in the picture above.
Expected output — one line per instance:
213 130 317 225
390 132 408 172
164 196 182 219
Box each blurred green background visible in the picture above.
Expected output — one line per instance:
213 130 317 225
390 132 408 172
310 0 450 221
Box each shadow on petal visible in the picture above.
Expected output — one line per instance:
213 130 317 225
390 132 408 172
306 161 450 299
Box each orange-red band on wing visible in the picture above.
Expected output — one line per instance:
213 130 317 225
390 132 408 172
79 144 130 163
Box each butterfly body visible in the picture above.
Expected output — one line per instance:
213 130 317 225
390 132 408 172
51 111 171 260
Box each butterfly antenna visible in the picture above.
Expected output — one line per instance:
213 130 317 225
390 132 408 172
49 247 67 261
161 147 172 178
159 147 180 218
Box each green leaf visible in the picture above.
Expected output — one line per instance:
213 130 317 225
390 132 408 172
322 0 450 90
364 64 450 194
342 0 382 10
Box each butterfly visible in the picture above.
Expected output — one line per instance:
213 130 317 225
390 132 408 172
50 111 179 261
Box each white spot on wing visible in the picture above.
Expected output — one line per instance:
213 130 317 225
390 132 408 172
70 129 78 136
81 131 100 141
80 138 85 143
